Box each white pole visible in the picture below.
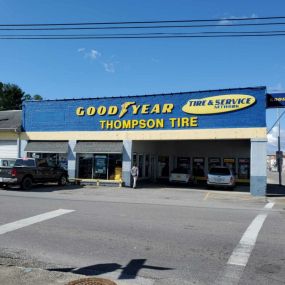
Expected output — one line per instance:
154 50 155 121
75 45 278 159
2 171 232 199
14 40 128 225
277 108 282 185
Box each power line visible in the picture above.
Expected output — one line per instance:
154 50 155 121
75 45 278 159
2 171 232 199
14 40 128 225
2 16 285 40
1 22 285 31
267 110 285 134
0 15 285 26
1 33 285 40
2 30 285 37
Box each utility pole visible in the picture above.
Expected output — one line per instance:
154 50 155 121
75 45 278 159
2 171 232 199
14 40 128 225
277 108 282 185
268 108 285 186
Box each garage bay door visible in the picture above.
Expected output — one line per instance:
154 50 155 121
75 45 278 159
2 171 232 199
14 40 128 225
0 140 18 158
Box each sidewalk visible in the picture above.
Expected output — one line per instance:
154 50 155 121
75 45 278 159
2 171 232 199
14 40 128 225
1 183 273 211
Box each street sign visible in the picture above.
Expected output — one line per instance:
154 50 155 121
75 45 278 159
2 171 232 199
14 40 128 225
267 93 285 108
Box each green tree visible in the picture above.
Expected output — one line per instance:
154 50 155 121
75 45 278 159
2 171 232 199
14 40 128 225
23 94 43 101
23 94 32 101
32 94 43 101
0 82 24 110
0 82 42 110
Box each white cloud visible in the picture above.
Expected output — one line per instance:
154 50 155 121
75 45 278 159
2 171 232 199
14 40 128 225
267 126 285 146
78 48 117 72
103 62 115 73
267 127 278 146
219 19 233 25
78 48 101 60
267 126 285 154
218 14 258 25
86 49 101 60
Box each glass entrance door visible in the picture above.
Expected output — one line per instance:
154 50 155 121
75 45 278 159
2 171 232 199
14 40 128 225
78 154 93 179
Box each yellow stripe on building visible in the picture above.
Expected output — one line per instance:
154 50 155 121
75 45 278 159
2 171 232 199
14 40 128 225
22 127 266 141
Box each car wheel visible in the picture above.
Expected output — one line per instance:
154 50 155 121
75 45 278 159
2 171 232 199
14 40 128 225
21 177 33 190
58 175 67 186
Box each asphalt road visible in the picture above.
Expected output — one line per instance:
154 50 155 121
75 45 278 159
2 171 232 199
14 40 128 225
0 186 284 285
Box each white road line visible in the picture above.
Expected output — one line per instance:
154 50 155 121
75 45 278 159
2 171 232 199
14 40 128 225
227 213 267 266
264 202 275 209
0 209 74 235
216 202 274 284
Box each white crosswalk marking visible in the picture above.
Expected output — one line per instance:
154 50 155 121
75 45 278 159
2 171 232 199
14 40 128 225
0 209 74 235
216 202 275 285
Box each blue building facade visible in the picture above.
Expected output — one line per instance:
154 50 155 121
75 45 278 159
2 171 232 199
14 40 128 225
21 86 267 195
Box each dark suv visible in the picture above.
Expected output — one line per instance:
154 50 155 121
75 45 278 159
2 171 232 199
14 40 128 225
0 158 68 190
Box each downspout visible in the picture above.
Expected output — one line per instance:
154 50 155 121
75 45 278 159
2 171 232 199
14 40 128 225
15 128 21 158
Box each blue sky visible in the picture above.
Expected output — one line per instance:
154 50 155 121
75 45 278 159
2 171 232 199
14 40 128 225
0 0 285 153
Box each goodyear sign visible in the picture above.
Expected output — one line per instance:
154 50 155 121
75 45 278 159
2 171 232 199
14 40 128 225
22 87 266 132
267 93 285 108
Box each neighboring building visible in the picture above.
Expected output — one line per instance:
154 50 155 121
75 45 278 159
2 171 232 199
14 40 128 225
0 110 22 158
20 86 267 195
267 154 285 171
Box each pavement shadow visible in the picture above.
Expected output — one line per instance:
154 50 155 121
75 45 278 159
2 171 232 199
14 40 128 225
267 183 285 197
48 259 172 280
138 181 250 193
3 184 84 193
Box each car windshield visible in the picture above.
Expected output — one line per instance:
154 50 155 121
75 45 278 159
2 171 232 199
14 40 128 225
0 159 16 167
171 168 189 174
14 159 36 167
209 167 231 175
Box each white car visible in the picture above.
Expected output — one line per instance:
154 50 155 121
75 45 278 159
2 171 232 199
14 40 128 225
169 167 192 184
207 167 235 189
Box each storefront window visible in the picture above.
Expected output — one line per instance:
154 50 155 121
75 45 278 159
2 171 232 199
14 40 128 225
208 157 221 172
27 152 67 170
78 153 122 180
193 157 205 177
158 156 169 178
238 158 250 179
94 155 107 179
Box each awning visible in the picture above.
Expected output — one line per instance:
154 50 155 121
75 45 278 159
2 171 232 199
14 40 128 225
74 141 123 154
25 141 69 153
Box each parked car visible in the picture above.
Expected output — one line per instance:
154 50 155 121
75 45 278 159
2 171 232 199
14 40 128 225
207 167 235 189
0 158 16 188
0 158 68 190
169 167 192 184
